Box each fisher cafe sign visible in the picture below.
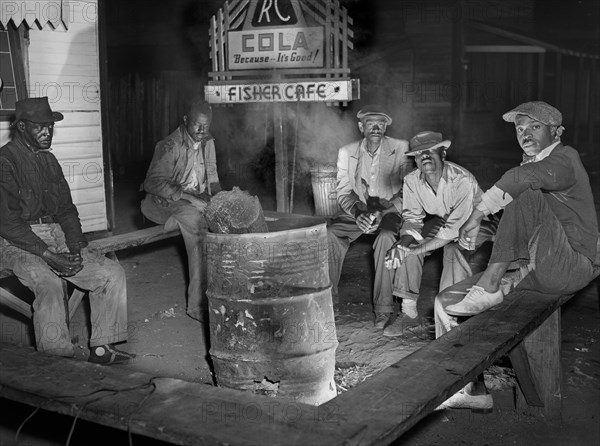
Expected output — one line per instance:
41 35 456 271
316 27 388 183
206 0 357 104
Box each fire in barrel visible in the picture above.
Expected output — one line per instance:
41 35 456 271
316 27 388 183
204 190 338 405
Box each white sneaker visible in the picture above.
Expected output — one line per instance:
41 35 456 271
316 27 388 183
444 285 503 316
435 387 493 413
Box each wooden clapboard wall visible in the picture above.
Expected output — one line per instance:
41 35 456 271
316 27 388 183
26 0 107 233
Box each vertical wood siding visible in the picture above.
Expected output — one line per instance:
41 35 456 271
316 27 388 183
27 0 107 233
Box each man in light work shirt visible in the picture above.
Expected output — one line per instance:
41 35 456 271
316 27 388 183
327 104 412 325
141 99 221 322
384 131 496 337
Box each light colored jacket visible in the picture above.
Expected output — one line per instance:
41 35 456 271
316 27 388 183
336 136 412 215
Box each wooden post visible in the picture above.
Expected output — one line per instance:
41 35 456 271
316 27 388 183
537 53 545 98
573 57 584 146
515 308 562 422
555 53 562 105
273 102 289 213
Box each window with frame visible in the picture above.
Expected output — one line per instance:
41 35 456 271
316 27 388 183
0 22 28 119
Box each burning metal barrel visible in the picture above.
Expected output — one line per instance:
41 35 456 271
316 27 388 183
205 214 338 405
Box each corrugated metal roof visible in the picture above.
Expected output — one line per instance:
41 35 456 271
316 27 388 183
0 0 68 30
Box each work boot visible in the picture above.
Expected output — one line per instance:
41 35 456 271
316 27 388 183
374 312 392 329
445 286 503 316
88 344 136 365
382 314 419 337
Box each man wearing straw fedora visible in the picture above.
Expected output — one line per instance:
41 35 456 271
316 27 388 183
327 104 412 324
0 97 135 364
383 131 497 337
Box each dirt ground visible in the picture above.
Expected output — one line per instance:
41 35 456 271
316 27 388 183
1 176 599 446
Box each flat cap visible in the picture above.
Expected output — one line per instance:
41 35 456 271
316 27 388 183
502 101 562 126
356 104 392 125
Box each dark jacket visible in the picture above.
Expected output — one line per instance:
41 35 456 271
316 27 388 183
495 143 598 261
0 136 86 256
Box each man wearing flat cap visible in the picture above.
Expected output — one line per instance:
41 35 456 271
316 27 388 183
382 131 497 337
431 101 600 413
327 104 412 324
0 97 135 364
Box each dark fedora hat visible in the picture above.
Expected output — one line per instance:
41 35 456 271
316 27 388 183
11 97 64 127
407 131 451 156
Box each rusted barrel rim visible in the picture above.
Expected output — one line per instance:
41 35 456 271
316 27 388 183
205 219 326 241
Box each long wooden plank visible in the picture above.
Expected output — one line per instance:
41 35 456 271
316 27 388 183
87 226 181 254
0 344 363 446
323 290 570 445
1 287 571 445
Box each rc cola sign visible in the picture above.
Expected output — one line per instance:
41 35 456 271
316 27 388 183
227 0 324 70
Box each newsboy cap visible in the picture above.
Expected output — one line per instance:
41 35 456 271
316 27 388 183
502 101 562 126
407 131 451 156
11 97 64 127
356 104 392 125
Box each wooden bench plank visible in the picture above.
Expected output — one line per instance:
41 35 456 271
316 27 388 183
1 225 181 323
0 289 571 446
322 289 570 445
0 344 364 446
87 225 181 254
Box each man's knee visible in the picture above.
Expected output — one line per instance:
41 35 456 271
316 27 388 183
97 261 126 284
25 265 63 290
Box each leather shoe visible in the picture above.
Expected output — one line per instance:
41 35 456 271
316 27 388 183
374 312 391 329
435 386 493 413
88 344 136 365
445 285 503 316
382 314 419 337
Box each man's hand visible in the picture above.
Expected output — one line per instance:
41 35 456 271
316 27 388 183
385 245 412 270
356 212 378 233
459 209 485 250
181 192 209 211
42 250 83 277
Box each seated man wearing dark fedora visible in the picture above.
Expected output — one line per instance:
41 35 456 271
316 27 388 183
0 97 135 364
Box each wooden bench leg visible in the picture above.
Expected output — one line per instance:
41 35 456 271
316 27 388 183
513 308 562 421
68 289 87 321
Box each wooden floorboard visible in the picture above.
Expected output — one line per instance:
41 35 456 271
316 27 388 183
0 345 364 446
323 290 569 446
0 289 570 445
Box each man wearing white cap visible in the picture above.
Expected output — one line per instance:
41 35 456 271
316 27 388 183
383 131 496 337
433 101 599 412
327 104 412 324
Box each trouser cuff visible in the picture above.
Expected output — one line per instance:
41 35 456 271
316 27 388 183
90 331 128 348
